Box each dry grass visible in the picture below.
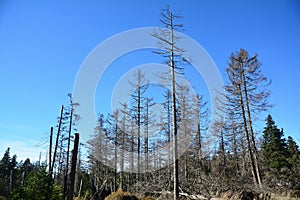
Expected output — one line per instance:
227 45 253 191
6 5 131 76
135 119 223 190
104 188 157 200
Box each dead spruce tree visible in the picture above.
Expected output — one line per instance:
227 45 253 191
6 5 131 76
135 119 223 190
152 6 186 199
193 93 209 171
225 49 271 189
177 84 195 182
63 93 80 200
129 69 149 182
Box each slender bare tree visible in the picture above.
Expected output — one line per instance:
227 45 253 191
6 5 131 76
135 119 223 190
129 69 149 181
152 6 185 199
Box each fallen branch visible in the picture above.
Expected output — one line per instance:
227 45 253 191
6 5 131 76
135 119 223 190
153 190 207 199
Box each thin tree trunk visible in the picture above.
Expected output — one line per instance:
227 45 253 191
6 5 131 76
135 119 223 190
49 127 53 173
114 122 118 192
63 107 73 200
170 14 179 199
67 133 79 200
47 127 54 199
197 123 202 169
145 98 149 174
238 84 259 186
153 6 183 199
137 84 141 181
130 121 134 187
220 130 226 175
242 72 263 189
120 110 125 190
166 91 172 180
196 95 202 168
51 105 64 177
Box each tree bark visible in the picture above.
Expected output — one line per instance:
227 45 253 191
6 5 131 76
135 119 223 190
242 72 263 189
170 12 179 199
51 105 64 175
47 127 54 199
137 83 141 181
67 133 79 200
238 83 259 187
63 107 73 200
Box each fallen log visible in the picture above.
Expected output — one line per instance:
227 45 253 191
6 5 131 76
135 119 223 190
153 190 207 199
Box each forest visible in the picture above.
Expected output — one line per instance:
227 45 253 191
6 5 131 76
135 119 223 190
1 6 300 200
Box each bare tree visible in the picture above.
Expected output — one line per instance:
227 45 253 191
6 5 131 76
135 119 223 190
152 5 186 199
119 102 132 189
143 97 154 175
105 110 120 192
129 69 149 181
177 84 195 182
63 93 80 200
223 111 245 177
193 93 209 170
225 49 271 189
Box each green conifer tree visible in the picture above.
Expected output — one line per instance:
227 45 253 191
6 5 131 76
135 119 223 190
287 136 300 168
286 136 300 190
261 114 290 183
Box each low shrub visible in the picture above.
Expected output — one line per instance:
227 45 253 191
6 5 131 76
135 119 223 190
105 188 139 200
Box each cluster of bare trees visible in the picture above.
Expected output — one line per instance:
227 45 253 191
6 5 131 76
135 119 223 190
2 6 297 200
87 6 276 199
48 94 81 199
88 67 209 196
208 48 271 193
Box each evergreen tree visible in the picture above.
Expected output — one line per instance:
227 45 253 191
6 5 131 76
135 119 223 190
11 165 61 200
0 148 17 198
261 114 290 183
287 136 300 169
286 136 300 190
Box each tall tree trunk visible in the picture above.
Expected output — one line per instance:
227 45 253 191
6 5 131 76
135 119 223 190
47 127 54 199
137 83 141 182
130 121 134 187
63 107 73 200
51 105 64 175
120 115 125 190
49 127 53 173
196 109 202 169
145 98 149 175
153 6 184 199
114 122 118 192
170 13 179 199
67 133 79 200
238 84 259 187
242 72 263 189
225 49 270 189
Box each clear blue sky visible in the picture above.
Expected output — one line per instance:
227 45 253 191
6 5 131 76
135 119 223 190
0 0 299 161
